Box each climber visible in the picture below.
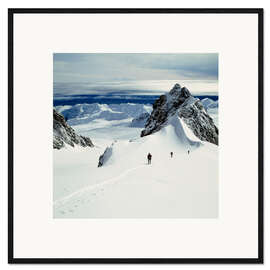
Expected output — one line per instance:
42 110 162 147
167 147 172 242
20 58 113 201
170 152 173 158
188 150 190 155
147 153 152 165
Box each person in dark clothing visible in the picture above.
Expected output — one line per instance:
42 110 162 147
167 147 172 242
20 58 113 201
170 152 173 158
188 150 190 155
147 153 152 164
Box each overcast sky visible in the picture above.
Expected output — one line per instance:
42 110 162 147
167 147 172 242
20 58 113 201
53 53 218 95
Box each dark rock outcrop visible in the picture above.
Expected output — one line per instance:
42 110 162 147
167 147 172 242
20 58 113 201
141 84 219 145
98 146 113 167
53 109 94 149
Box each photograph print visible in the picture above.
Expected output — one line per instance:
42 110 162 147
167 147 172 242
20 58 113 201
53 53 219 218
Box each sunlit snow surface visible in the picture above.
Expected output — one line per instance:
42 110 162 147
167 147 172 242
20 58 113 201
54 102 218 218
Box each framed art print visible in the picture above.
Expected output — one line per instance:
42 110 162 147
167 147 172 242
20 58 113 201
8 8 263 263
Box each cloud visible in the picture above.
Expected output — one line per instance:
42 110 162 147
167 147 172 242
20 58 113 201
54 79 218 96
53 53 218 84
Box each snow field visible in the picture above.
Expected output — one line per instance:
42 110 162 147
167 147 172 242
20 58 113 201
54 114 218 218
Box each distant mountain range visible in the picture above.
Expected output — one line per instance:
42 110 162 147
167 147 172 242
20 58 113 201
53 94 218 106
54 103 152 126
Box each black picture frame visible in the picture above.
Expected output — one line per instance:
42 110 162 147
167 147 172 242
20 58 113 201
8 8 264 264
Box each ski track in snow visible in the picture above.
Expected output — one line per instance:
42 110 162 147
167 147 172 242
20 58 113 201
54 165 145 214
54 149 218 218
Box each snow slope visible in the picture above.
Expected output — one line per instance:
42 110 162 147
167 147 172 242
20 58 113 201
54 114 218 218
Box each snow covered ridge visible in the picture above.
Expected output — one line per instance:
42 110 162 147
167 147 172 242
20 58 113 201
54 103 152 126
97 113 202 168
53 109 94 149
141 83 219 145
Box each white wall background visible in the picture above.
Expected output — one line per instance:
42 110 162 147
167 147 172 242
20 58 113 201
0 0 269 269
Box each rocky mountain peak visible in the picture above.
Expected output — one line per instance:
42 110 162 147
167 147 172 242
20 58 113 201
170 83 181 92
141 84 191 137
141 84 218 145
174 83 181 88
168 84 190 98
